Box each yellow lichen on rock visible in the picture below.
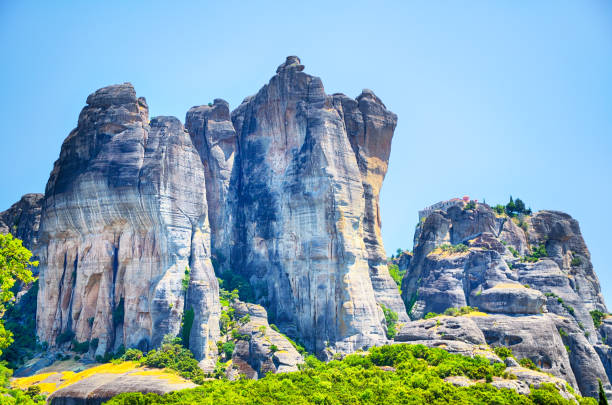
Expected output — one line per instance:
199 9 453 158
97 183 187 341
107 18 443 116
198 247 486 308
11 372 56 390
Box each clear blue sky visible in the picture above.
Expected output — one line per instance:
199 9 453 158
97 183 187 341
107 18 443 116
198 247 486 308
1 1 611 302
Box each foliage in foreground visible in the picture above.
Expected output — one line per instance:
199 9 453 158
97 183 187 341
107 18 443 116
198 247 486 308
0 233 37 356
121 336 205 384
104 344 596 405
0 362 46 404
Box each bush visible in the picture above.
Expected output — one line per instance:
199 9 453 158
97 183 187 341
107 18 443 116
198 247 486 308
55 330 75 346
141 342 205 384
182 267 190 292
591 310 606 328
380 304 398 339
122 348 143 361
387 264 406 293
493 205 505 215
218 271 255 303
493 346 513 360
181 308 195 348
571 256 582 267
103 343 594 405
424 312 439 319
222 341 235 358
523 244 547 262
464 201 476 210
0 280 39 368
71 339 90 354
519 357 538 370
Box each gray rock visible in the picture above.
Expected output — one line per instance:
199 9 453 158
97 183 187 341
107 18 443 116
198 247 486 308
473 286 545 314
0 193 43 252
36 84 220 362
505 356 519 367
185 99 237 273
395 316 486 345
47 369 196 405
403 199 612 396
222 56 405 354
228 301 303 379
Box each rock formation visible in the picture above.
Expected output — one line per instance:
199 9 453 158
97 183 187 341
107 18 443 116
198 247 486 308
227 300 303 379
401 199 611 397
0 193 43 252
188 56 406 355
0 56 404 368
35 84 220 363
3 56 611 400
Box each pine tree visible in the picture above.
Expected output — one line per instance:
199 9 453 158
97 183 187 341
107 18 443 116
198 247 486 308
599 378 609 405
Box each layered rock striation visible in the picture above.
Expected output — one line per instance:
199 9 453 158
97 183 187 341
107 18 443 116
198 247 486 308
400 199 611 397
0 56 405 367
0 193 43 252
187 56 406 354
35 84 220 362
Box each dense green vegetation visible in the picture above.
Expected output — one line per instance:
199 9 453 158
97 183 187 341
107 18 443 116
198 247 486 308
591 310 607 328
0 280 39 368
104 344 596 405
0 234 37 356
0 362 46 404
218 271 255 303
523 244 548 263
380 304 398 340
496 196 532 217
387 263 405 293
115 335 206 384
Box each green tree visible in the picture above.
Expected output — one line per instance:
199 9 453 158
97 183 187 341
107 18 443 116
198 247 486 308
0 233 37 355
515 198 526 214
506 196 516 216
599 379 609 405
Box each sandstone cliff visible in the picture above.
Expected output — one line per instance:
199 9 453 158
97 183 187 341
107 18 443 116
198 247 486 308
400 199 611 398
187 56 406 355
0 56 405 368
3 56 610 400
35 84 220 363
0 193 43 252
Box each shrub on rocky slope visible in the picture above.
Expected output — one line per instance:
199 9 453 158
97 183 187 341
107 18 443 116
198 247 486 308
104 344 596 405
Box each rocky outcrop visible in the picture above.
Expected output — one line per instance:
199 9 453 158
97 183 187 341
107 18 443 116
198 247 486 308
402 199 611 397
49 372 196 405
14 364 197 405
227 301 303 379
26 57 404 366
185 99 237 274
214 56 406 354
35 84 220 362
0 193 43 251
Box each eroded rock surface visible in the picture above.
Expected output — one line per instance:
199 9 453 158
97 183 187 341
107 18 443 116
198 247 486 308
0 193 43 251
227 301 303 379
36 84 220 362
212 56 406 354
401 199 611 397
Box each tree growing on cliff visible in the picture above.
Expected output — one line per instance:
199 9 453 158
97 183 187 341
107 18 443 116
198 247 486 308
599 379 609 405
0 233 37 355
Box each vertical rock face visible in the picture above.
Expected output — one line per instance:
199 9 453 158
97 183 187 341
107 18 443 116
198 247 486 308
36 84 220 360
223 56 405 354
402 199 610 397
0 193 44 252
25 57 402 363
185 99 237 273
